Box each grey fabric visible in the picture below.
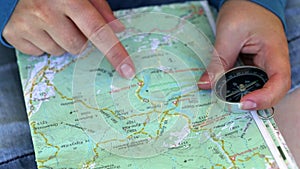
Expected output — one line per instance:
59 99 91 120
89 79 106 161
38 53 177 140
285 0 300 93
0 45 37 169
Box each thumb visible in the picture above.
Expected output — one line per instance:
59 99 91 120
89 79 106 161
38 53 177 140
198 27 244 89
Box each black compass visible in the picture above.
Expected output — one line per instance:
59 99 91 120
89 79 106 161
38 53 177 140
214 66 275 119
214 66 268 104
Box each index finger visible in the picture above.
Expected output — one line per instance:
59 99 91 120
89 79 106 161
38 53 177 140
64 1 135 79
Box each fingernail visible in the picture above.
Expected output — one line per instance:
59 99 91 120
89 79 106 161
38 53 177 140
120 63 135 79
197 81 210 85
240 100 257 110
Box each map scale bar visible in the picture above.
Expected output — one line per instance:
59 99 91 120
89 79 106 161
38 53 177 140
250 110 288 169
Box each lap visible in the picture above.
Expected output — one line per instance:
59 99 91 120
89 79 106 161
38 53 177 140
285 0 300 93
0 45 37 168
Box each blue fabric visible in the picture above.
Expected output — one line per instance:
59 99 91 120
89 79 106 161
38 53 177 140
107 0 189 10
0 45 37 169
0 0 19 48
209 0 287 30
0 0 288 47
285 0 300 92
251 0 287 30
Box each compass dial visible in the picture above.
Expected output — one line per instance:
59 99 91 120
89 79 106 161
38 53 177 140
214 66 268 103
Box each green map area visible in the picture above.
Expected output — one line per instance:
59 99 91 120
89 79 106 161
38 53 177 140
16 2 294 169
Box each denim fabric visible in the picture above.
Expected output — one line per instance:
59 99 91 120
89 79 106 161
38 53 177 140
0 45 37 169
285 0 300 93
0 0 19 48
0 0 299 169
107 0 189 10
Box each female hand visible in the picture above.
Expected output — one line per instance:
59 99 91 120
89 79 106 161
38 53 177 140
199 0 290 110
3 0 135 79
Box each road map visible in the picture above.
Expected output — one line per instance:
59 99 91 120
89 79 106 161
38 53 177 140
16 1 298 169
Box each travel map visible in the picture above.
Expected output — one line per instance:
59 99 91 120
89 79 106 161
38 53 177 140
17 1 296 168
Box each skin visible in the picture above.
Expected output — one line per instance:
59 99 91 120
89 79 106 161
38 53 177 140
198 0 291 111
3 0 135 79
3 0 291 110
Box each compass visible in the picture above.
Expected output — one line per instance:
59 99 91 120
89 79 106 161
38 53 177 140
214 66 268 103
213 66 274 118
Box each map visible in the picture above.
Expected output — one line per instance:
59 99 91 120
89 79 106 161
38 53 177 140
16 1 297 169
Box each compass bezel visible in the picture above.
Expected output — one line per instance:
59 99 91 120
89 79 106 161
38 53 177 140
214 66 269 103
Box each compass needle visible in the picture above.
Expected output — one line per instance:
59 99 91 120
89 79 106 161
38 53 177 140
214 66 268 111
244 80 258 89
213 58 288 169
225 89 241 98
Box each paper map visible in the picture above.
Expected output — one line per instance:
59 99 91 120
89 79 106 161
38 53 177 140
16 1 297 168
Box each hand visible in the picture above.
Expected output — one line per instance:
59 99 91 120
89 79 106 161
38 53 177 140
198 0 291 110
3 0 135 79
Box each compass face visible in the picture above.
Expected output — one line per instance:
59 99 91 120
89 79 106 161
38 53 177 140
214 66 268 103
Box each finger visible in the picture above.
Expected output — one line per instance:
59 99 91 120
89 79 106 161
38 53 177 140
3 5 66 56
240 72 291 110
10 38 44 56
89 0 125 32
241 43 290 110
23 30 66 56
198 19 245 89
198 50 226 90
42 15 88 55
65 1 135 79
3 18 44 56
